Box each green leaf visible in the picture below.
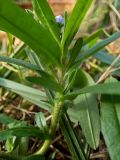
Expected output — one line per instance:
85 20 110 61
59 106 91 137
101 95 120 160
0 114 15 125
60 114 87 160
0 78 50 110
0 55 57 84
74 31 120 67
25 49 42 69
35 112 47 131
66 82 120 99
68 70 100 149
94 51 120 67
0 55 41 71
26 76 62 92
0 0 61 65
61 0 93 50
68 38 83 67
83 29 103 45
0 127 49 141
32 0 60 42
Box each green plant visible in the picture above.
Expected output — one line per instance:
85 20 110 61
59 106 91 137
0 0 120 159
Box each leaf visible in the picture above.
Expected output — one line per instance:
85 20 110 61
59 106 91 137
100 77 120 160
0 55 57 83
0 127 49 141
0 114 15 125
60 114 87 160
66 82 120 99
0 0 61 65
0 42 26 78
0 78 50 110
101 95 120 160
0 55 41 71
83 29 103 45
68 38 83 67
74 31 120 66
32 0 60 42
25 49 42 69
68 70 100 149
35 112 47 131
94 51 120 67
61 0 93 50
26 76 62 92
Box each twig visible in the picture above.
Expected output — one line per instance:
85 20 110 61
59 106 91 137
109 2 120 20
97 54 120 83
90 151 108 159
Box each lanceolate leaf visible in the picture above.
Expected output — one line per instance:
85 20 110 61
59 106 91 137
66 82 120 99
0 55 41 71
0 0 61 65
32 0 60 42
83 29 103 45
101 95 120 160
68 70 100 149
94 51 120 67
0 55 57 84
0 78 50 110
0 127 49 141
74 31 120 66
60 114 87 160
35 112 47 131
61 0 93 50
26 76 62 92
68 38 83 67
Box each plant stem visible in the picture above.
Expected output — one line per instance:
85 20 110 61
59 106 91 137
35 97 63 155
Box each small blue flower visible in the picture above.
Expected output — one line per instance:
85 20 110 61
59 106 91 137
55 15 64 24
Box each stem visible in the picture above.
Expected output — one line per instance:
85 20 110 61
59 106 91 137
35 67 64 155
35 97 63 155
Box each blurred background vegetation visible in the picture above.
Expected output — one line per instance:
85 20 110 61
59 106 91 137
0 0 120 159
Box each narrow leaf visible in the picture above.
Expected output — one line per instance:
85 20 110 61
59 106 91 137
66 82 120 98
26 76 62 92
74 31 120 66
32 0 60 42
0 127 49 141
62 0 93 50
35 112 47 131
0 55 41 71
0 78 50 110
83 29 103 45
60 114 87 160
68 38 83 67
94 51 120 67
0 0 61 65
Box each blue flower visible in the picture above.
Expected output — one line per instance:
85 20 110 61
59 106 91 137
55 15 64 24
